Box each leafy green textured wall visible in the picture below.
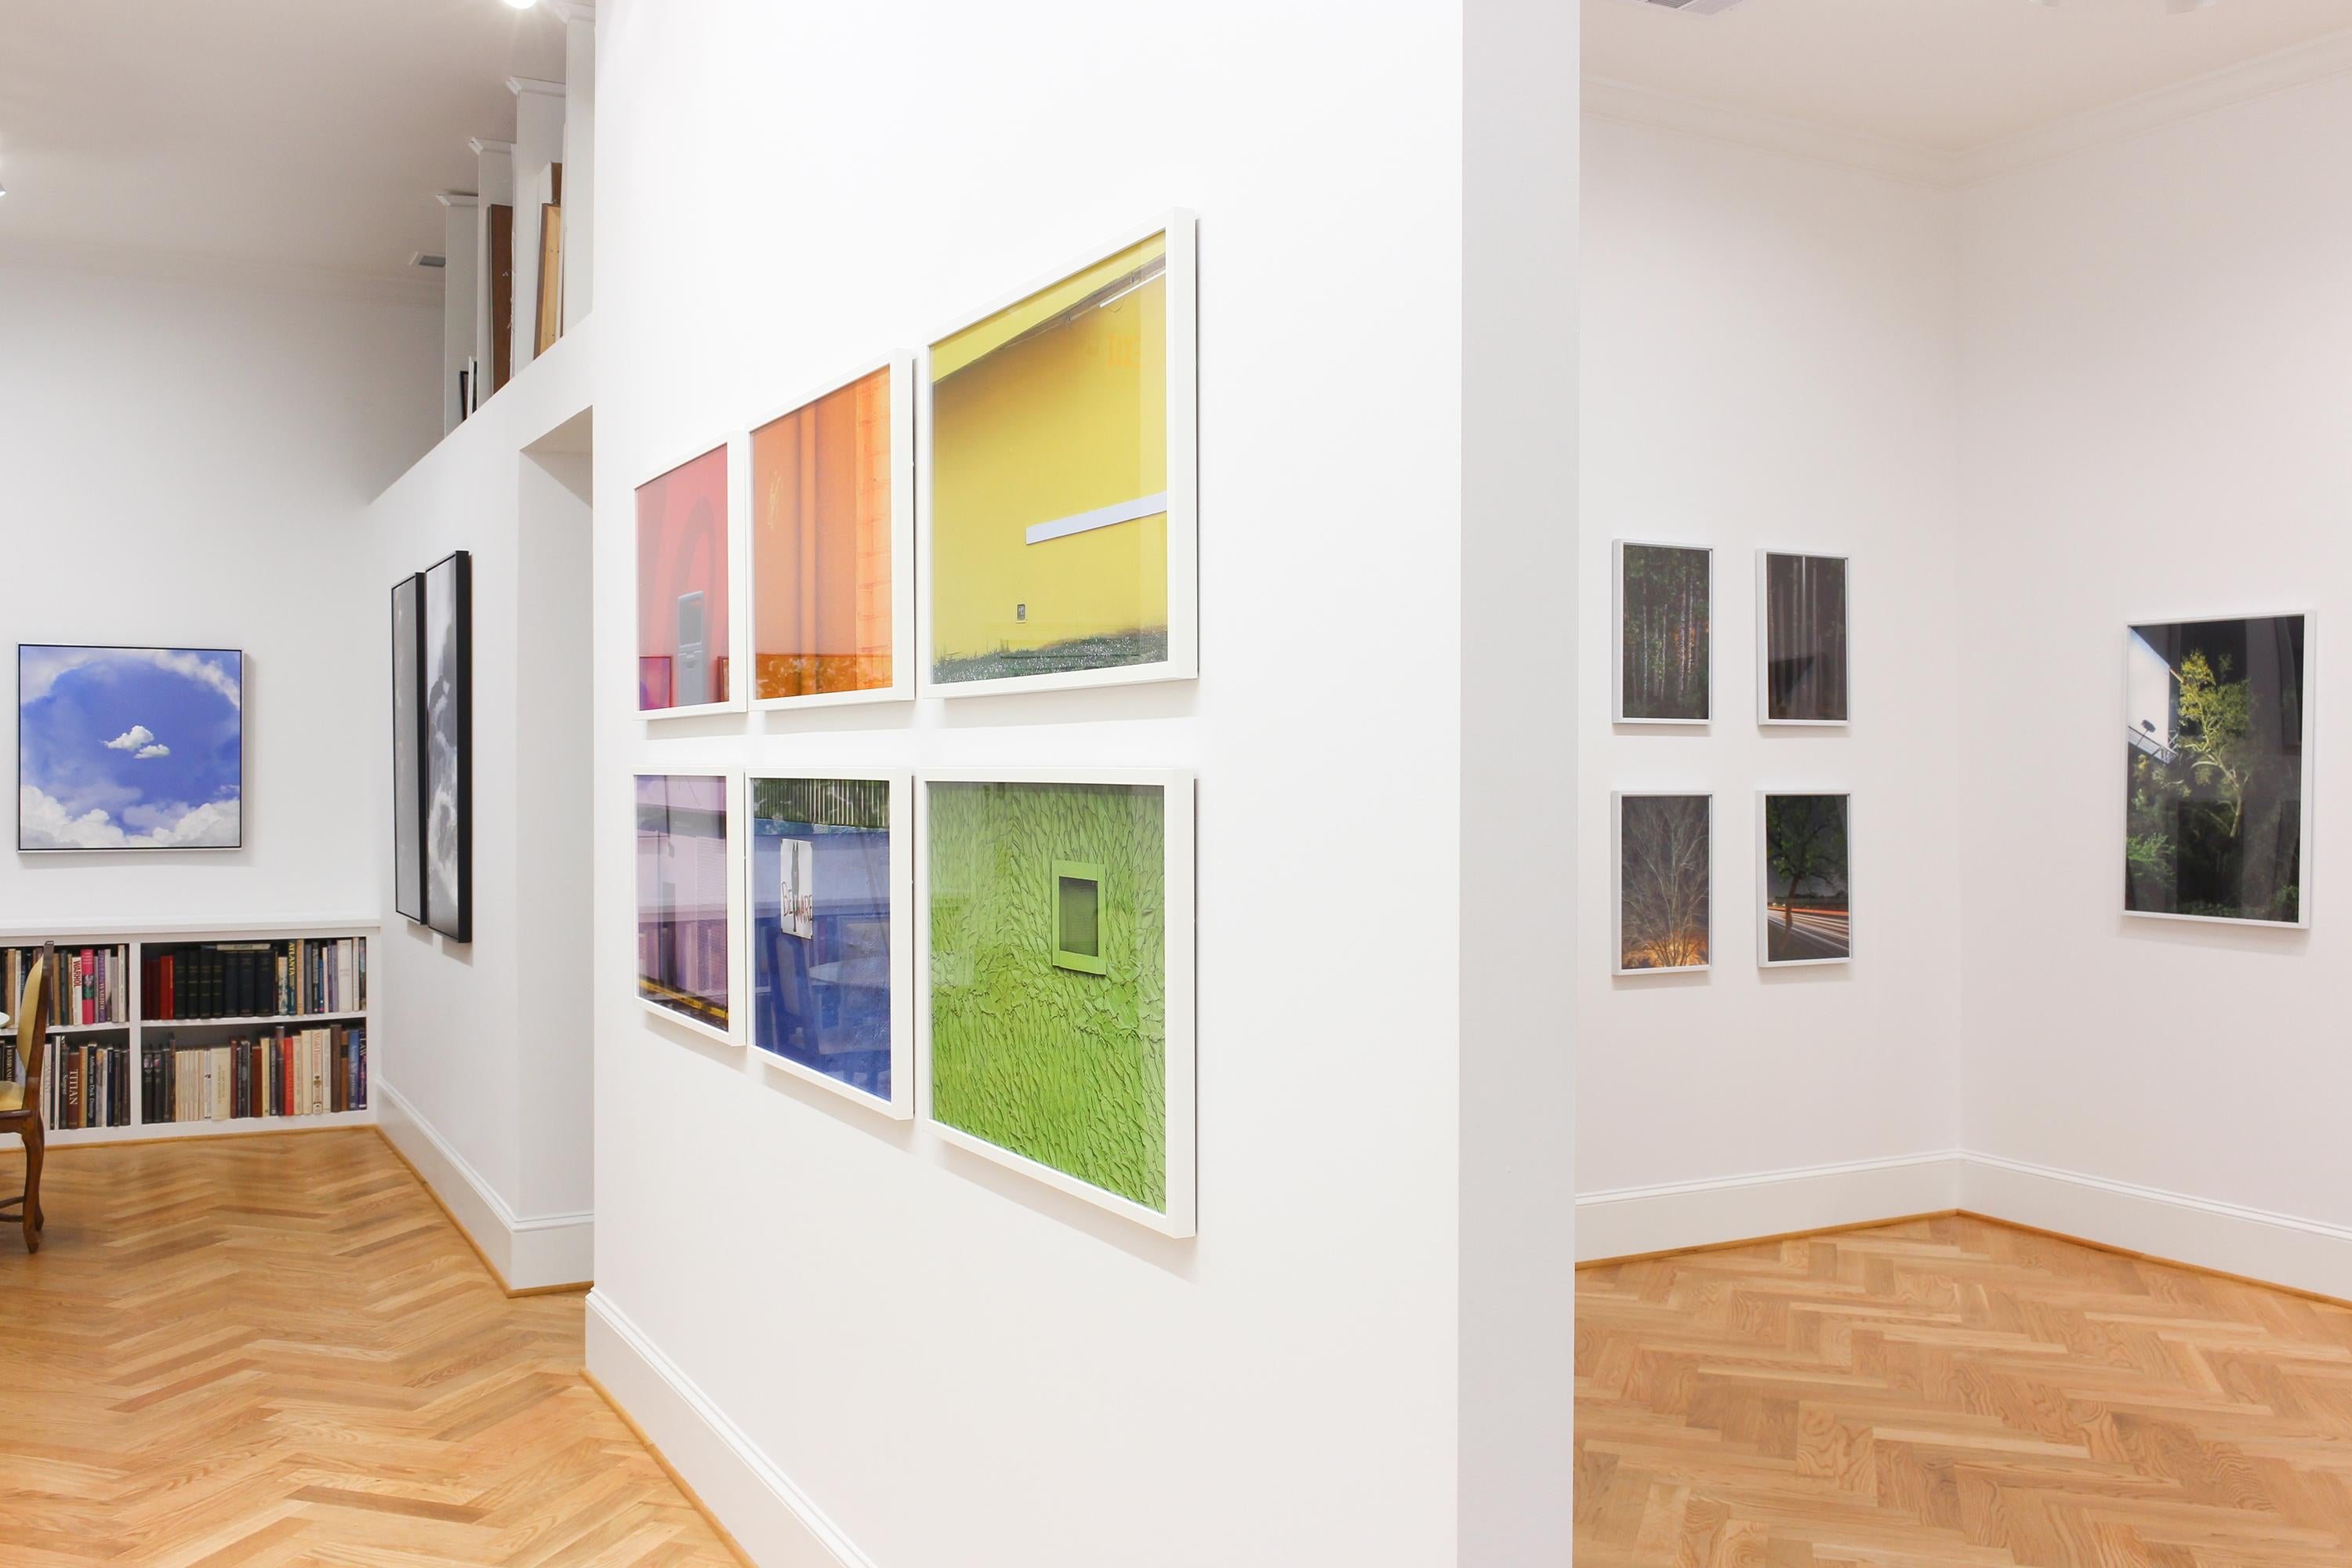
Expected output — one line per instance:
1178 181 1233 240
928 781 1166 1210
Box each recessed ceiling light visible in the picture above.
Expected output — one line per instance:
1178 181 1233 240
504 0 535 10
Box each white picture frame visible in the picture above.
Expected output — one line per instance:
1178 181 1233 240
635 437 750 720
1611 790 1713 978
745 355 918 713
745 769 914 1119
1755 790 1853 968
1613 539 1712 727
2122 611 2315 930
633 768 745 1047
1756 548 1852 728
916 211 1200 702
916 765 1196 1237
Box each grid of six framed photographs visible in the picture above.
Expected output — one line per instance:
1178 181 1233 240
630 213 1200 1240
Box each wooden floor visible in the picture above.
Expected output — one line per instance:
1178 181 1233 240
1578 1214 2352 1566
0 1129 739 1567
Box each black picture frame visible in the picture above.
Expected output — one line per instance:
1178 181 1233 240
390 574 427 923
422 551 474 942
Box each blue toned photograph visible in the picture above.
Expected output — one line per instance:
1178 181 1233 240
751 776 894 1103
19 645 245 851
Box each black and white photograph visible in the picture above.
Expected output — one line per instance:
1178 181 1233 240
2125 614 2309 926
391 573 426 924
1759 792 1851 966
1759 550 1849 724
423 550 473 942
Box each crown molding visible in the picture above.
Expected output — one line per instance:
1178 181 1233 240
1586 24 2352 191
507 74 567 100
0 234 441 308
469 136 515 158
435 191 480 209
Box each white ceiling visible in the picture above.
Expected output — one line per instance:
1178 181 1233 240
1587 0 2352 152
0 0 568 292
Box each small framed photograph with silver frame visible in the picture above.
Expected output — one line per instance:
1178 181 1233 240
2124 612 2311 927
1757 791 1851 967
1614 540 1711 725
1613 791 1711 976
1758 550 1849 726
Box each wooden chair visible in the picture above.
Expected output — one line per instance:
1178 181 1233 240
0 943 54 1254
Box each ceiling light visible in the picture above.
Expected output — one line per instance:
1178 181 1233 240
504 0 535 9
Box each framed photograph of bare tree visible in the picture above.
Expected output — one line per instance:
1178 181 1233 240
2125 613 2311 927
1614 541 1711 724
1758 550 1849 725
1757 792 1850 966
1613 792 1711 975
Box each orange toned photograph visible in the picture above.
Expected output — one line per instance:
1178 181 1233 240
751 365 896 702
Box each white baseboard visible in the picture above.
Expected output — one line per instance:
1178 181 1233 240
1960 1152 2352 1303
1576 1152 1966 1262
376 1080 593 1290
586 1290 873 1568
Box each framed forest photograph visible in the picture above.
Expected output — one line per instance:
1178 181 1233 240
1613 792 1711 975
1759 550 1849 725
1758 792 1851 966
1614 541 1710 724
2125 613 2310 927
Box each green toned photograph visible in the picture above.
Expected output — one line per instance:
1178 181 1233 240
927 780 1168 1211
1617 542 1711 723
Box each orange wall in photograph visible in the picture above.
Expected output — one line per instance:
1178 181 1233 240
752 366 893 699
636 445 731 710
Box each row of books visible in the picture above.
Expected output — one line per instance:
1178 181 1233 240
2 945 131 1029
141 938 367 1021
144 1027 367 1123
0 1036 135 1131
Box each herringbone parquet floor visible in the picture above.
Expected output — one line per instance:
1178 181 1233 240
1577 1213 2352 1567
0 1130 740 1567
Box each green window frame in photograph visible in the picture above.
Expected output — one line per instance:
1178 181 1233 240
1051 860 1107 975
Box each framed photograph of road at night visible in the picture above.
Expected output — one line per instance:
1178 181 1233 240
2125 614 2310 927
1613 792 1711 975
1758 792 1850 966
1614 541 1710 724
1758 550 1849 725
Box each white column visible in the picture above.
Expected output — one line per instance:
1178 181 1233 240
557 2 596 328
436 193 481 433
470 137 515 400
507 75 568 376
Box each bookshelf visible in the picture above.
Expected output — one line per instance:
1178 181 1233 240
0 921 376 1148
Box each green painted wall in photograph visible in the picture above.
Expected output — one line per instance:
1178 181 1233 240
929 782 1165 1210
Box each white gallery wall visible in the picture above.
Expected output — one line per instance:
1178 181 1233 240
1581 68 2352 1298
368 333 596 1288
1577 117 1968 1257
0 258 437 923
1957 74 2352 1294
585 2 1570 1564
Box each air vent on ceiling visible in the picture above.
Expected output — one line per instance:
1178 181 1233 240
410 252 448 269
1618 0 1747 13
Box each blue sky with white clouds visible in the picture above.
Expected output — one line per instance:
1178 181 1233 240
19 646 243 848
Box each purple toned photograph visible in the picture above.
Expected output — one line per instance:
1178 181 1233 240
637 773 731 1031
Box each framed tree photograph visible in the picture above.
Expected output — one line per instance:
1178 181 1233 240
749 358 914 710
19 644 245 851
918 768 1196 1236
637 442 742 717
920 213 1199 699
1613 792 1711 975
1758 550 1849 725
748 771 910 1116
1757 792 1851 966
2125 613 2311 927
390 573 426 924
422 550 473 942
636 771 742 1044
1615 541 1711 724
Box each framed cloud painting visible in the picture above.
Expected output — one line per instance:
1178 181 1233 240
20 645 244 851
2125 614 2310 926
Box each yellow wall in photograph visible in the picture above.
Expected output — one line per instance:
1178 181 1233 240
930 234 1168 673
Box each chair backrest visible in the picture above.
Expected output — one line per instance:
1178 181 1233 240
16 944 55 1112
